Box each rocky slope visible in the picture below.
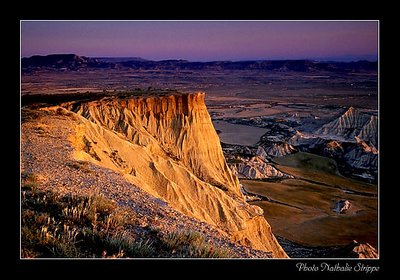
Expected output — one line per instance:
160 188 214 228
230 156 292 180
358 115 378 147
221 144 293 180
21 107 274 258
288 107 378 181
262 142 296 158
219 106 378 182
54 92 287 257
316 107 377 146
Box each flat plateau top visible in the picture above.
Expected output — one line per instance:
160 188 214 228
21 89 187 107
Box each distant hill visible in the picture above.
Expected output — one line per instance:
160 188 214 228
21 54 109 70
21 54 378 73
94 57 149 63
118 59 377 72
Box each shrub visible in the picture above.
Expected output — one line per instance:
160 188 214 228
102 231 155 258
66 161 93 173
161 230 235 258
21 184 235 258
20 187 137 258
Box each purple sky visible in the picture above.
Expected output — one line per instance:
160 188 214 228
21 21 378 61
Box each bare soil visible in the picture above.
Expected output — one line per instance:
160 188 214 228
241 152 377 248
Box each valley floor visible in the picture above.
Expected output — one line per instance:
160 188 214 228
241 152 377 249
210 94 378 254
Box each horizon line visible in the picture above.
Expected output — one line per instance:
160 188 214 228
21 53 378 63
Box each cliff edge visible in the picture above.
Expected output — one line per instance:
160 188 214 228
59 92 287 257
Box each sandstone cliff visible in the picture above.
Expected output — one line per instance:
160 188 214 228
63 92 287 257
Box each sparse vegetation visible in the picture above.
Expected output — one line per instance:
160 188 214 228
242 152 378 247
55 106 78 119
21 89 180 107
21 186 134 258
66 160 93 173
273 152 339 175
21 185 235 258
21 173 39 191
161 230 234 258
226 158 243 164
21 108 48 123
32 123 50 135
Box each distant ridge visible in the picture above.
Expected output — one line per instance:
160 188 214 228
22 54 378 73
93 57 149 63
21 54 106 70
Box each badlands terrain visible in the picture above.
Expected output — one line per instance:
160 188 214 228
21 55 378 258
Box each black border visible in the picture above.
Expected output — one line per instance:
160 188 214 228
9 6 390 279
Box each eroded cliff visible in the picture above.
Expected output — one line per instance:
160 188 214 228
63 92 287 258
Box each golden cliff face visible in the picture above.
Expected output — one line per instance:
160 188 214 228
65 92 287 258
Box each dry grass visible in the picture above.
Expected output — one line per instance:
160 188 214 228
21 180 235 258
32 123 50 135
21 186 143 258
66 161 93 173
161 230 234 258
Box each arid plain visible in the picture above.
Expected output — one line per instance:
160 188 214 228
21 57 378 258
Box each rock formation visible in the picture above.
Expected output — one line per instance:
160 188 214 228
287 107 378 181
63 92 287 258
265 142 296 157
344 137 378 170
334 199 351 214
357 115 378 148
332 240 378 258
258 142 296 158
256 146 270 161
230 156 292 179
321 140 345 158
349 241 379 258
316 107 377 146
